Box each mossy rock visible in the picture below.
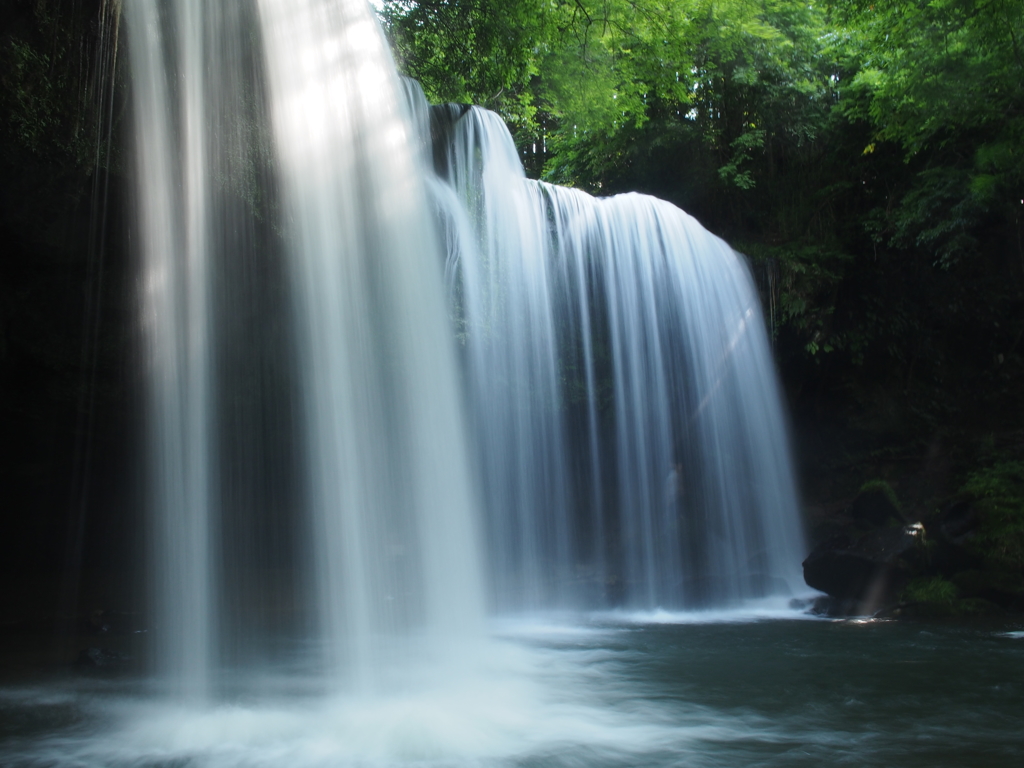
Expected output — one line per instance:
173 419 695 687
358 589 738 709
899 576 1005 616
903 575 958 605
849 480 905 527
803 524 926 612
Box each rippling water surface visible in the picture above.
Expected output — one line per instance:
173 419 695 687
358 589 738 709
3 607 1023 767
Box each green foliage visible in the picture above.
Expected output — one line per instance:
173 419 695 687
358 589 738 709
836 0 1024 268
903 576 959 606
0 1 111 170
961 462 1024 571
379 0 548 130
0 2 126 265
534 0 837 185
743 242 852 358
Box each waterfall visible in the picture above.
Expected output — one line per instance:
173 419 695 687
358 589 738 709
127 0 217 698
257 0 485 686
127 0 804 697
128 0 484 695
432 105 807 611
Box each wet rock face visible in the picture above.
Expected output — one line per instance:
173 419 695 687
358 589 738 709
803 548 900 601
802 524 926 615
76 646 133 668
803 501 1024 617
936 501 979 543
87 609 147 636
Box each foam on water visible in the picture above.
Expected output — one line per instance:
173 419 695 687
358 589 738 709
488 595 825 640
1 635 761 768
6 619 1024 767
596 594 826 625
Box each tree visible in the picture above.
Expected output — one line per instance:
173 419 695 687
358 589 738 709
379 0 548 131
838 0 1024 268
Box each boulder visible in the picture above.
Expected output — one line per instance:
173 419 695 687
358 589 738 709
803 523 926 614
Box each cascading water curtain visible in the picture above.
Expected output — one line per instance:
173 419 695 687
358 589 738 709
129 0 806 703
127 0 216 698
435 105 807 611
257 0 485 688
438 107 574 610
129 0 486 697
129 0 293 696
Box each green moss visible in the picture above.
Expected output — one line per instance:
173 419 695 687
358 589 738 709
962 461 1024 499
901 577 1006 616
903 576 959 606
858 479 902 512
